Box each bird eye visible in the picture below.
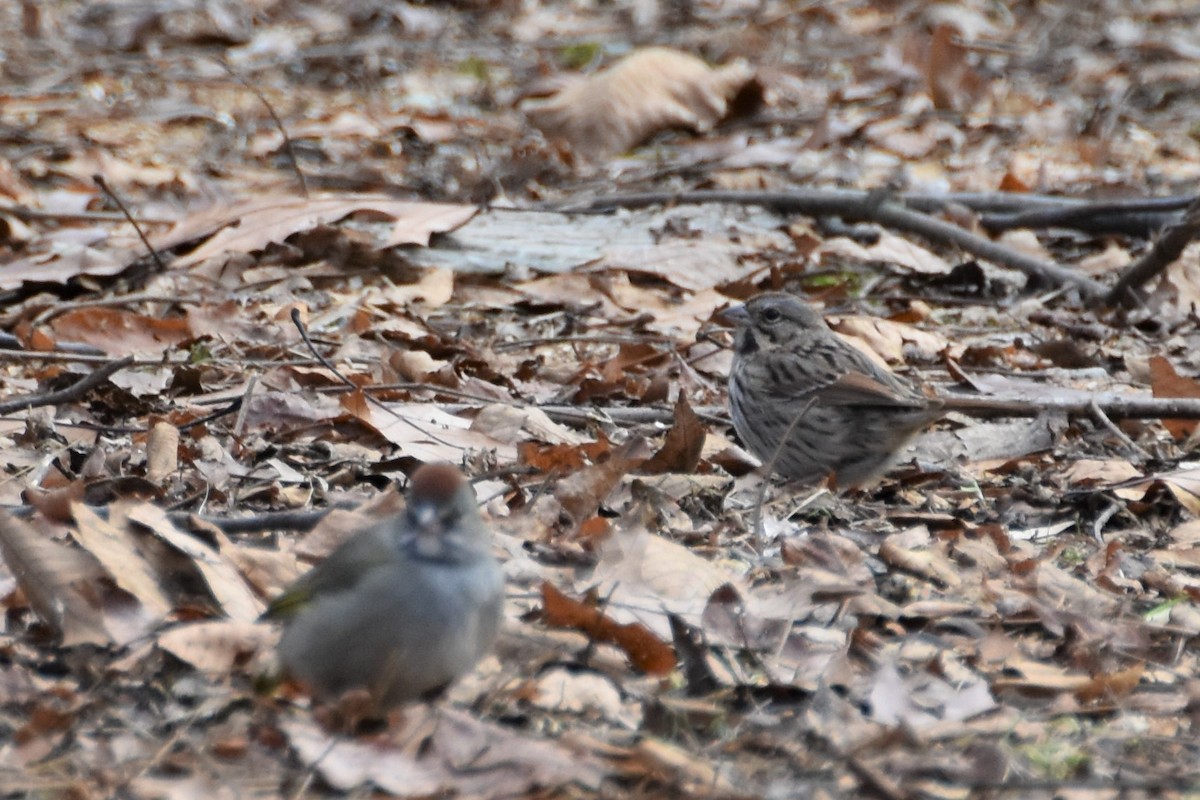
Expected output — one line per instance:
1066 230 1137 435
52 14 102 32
761 307 783 323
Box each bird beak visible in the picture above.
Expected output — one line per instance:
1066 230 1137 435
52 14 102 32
718 304 750 326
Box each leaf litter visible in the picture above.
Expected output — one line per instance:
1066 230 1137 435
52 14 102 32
2 0 1200 798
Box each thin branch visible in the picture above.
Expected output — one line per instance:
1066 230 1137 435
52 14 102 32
92 175 169 275
0 356 133 415
0 202 176 226
1105 194 1200 307
30 293 207 328
940 393 1200 420
564 188 1199 218
290 308 457 449
980 204 1183 237
492 333 674 351
330 395 1200 426
220 59 308 198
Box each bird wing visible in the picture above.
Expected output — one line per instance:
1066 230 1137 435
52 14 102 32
262 523 397 620
817 370 932 409
761 343 930 410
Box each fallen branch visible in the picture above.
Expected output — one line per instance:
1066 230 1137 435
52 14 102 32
979 197 1189 237
0 356 134 415
445 395 1200 425
567 189 1108 299
1105 195 1200 307
937 393 1200 419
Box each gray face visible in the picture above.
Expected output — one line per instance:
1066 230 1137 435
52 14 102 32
400 491 487 565
747 294 827 335
729 293 828 355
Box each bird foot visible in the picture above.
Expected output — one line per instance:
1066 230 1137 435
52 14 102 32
313 688 388 735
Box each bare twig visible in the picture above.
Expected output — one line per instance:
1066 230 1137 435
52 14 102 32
938 393 1200 420
1105 194 1200 307
0 356 133 415
980 201 1187 238
287 392 1200 427
753 398 816 542
1089 399 1151 460
563 188 1200 219
290 309 457 449
93 175 169 275
30 293 206 328
456 395 1200 425
0 501 351 535
220 59 308 198
0 202 175 226
492 333 674 351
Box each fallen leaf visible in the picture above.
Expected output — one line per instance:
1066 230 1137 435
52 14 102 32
0 512 115 646
523 47 758 158
641 394 705 474
157 195 476 270
1149 355 1200 438
157 620 276 674
541 582 677 675
127 504 264 621
70 503 173 621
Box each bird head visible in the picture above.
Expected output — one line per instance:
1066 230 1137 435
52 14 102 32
401 463 489 562
722 293 828 355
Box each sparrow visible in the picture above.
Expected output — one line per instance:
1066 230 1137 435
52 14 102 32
725 292 944 488
264 463 504 712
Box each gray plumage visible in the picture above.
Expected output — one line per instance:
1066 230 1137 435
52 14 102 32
266 463 503 710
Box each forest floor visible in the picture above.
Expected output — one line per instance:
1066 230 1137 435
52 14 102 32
2 0 1200 797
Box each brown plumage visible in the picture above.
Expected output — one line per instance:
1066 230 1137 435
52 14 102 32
725 293 943 488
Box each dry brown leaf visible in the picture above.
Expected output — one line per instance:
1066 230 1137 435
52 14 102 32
541 582 677 675
157 195 476 270
926 23 988 112
293 488 406 563
471 404 588 447
878 534 962 589
283 707 604 795
817 231 954 277
69 503 173 621
641 394 705 475
23 480 87 524
553 438 648 524
831 314 948 365
0 512 113 646
0 245 128 291
631 738 741 796
529 667 643 728
346 397 518 464
1060 458 1142 486
0 510 161 646
523 47 757 158
520 436 613 473
374 267 455 307
1118 467 1200 517
991 657 1092 693
600 238 746 292
1149 355 1200 439
48 308 192 357
126 504 264 621
157 620 276 674
867 660 995 728
588 523 739 639
1074 662 1145 704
